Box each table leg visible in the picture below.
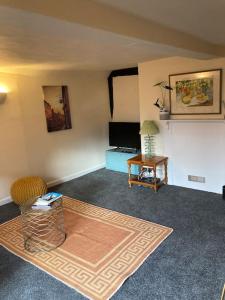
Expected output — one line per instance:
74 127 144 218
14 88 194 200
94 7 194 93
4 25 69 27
128 163 132 188
153 167 157 192
164 160 168 184
138 166 144 180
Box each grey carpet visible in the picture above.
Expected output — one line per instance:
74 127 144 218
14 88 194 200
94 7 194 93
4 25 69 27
0 169 225 300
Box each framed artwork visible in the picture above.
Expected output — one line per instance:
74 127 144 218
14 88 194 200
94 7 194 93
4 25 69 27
42 85 72 132
169 69 222 115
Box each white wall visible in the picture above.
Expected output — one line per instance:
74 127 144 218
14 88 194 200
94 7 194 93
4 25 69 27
138 57 225 194
112 75 140 122
0 70 109 203
0 73 30 203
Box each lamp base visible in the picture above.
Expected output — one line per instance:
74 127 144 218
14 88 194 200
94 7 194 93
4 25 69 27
144 135 156 158
145 153 154 159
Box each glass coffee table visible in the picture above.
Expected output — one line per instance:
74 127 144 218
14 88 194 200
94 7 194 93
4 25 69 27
20 197 66 252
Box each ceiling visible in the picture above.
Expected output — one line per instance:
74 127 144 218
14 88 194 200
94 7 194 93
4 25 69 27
0 0 224 74
94 0 225 45
0 7 174 73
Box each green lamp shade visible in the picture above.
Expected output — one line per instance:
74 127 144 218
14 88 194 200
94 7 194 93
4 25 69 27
140 120 159 135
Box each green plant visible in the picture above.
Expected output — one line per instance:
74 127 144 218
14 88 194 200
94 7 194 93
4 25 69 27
153 81 173 110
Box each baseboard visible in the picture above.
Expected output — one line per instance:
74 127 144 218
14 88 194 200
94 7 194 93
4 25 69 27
0 196 12 206
47 163 105 187
0 163 105 206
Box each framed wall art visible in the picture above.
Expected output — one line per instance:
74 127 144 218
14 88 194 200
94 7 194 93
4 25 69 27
169 69 222 115
42 85 72 132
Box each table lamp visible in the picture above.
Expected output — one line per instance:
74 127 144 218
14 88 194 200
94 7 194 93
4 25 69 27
140 120 159 158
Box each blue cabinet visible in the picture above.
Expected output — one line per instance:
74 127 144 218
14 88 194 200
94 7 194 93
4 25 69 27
106 149 139 174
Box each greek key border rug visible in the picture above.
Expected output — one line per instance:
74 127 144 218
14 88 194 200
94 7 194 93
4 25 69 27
0 197 173 300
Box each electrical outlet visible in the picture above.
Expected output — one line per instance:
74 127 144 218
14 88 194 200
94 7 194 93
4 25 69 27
188 175 205 183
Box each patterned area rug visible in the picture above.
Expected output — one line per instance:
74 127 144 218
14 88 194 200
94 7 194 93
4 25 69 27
0 197 173 300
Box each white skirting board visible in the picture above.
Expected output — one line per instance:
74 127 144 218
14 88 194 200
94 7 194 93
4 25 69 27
47 163 105 187
0 163 105 206
0 196 12 206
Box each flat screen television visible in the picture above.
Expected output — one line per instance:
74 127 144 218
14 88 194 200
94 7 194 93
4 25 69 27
109 122 141 150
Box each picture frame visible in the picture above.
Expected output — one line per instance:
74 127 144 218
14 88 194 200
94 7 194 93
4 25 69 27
169 69 222 115
42 85 72 132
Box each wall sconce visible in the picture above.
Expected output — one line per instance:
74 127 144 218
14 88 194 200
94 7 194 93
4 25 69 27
0 86 8 104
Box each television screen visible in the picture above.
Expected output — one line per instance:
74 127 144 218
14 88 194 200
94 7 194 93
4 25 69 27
109 122 141 149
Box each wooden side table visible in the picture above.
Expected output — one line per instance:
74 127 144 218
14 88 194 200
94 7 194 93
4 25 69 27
127 155 168 192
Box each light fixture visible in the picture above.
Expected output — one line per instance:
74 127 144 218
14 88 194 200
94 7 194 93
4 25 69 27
0 86 8 104
140 120 159 158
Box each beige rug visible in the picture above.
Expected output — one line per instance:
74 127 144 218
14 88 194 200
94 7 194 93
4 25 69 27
0 197 173 300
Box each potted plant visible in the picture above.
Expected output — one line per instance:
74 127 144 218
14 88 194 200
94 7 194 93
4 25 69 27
153 81 173 120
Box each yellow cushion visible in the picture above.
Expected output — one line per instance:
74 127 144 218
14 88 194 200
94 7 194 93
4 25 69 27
10 176 47 205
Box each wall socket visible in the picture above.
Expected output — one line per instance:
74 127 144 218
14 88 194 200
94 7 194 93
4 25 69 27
188 175 205 183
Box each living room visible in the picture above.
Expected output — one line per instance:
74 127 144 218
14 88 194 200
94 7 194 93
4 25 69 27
0 1 225 300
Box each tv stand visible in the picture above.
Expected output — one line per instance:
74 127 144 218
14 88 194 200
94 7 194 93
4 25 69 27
106 148 140 174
